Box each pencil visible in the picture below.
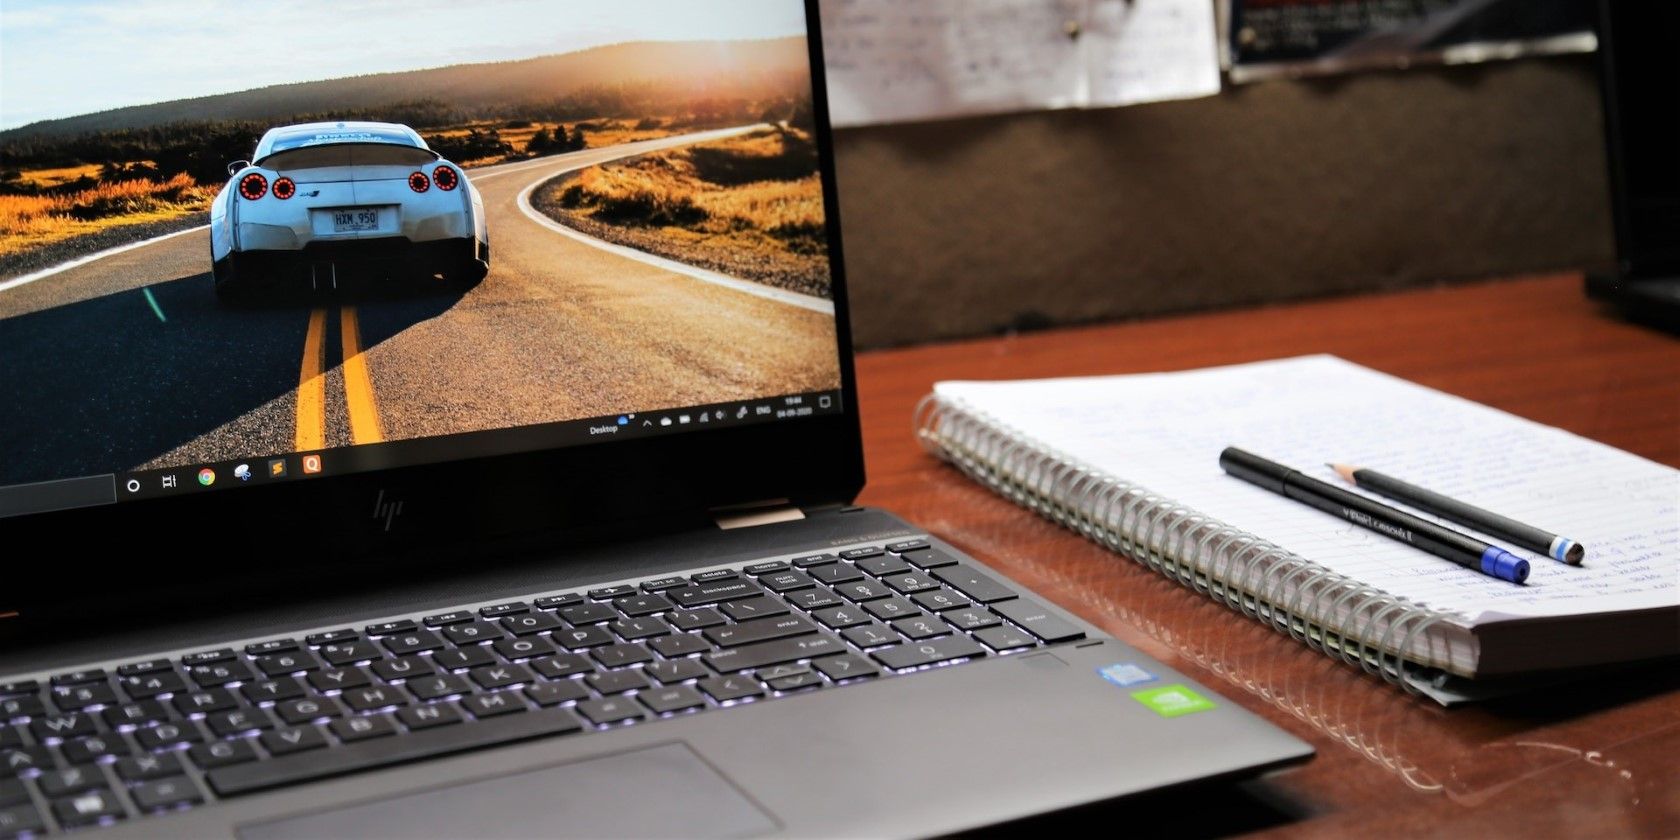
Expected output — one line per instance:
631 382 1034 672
1329 463 1585 565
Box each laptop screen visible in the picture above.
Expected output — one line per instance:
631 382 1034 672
0 1 843 519
1599 0 1680 276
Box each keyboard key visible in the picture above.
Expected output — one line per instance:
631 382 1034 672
208 708 583 796
524 681 589 707
397 703 464 731
493 636 558 661
613 593 673 617
871 637 987 671
343 685 409 713
808 563 863 586
305 629 361 645
576 697 642 726
188 660 252 688
703 634 846 672
590 644 653 670
587 670 649 695
835 579 892 602
864 598 920 621
639 685 705 715
886 539 931 553
241 677 307 705
533 593 584 610
372 656 436 682
0 695 44 718
698 675 763 703
555 625 615 651
101 700 171 728
644 659 708 685
116 659 172 677
690 569 739 584
0 682 37 698
50 670 107 687
501 612 562 636
531 655 594 680
136 721 202 750
558 603 617 625
114 752 184 782
767 672 823 692
587 585 636 601
890 616 951 641
120 671 187 700
207 709 274 738
255 651 321 677
423 611 474 627
478 602 529 618
245 640 298 656
274 696 343 726
131 776 202 810
363 620 417 637
51 787 124 827
942 608 1002 631
188 738 259 769
51 682 118 710
988 598 1088 643
720 596 789 622
432 646 497 671
0 727 14 749
913 588 972 612
791 553 838 567
382 631 445 656
1 747 52 774
649 633 711 658
181 649 236 667
0 778 24 805
760 571 815 593
744 561 788 576
785 588 842 611
329 714 398 743
0 803 45 836
442 621 503 646
407 674 472 702
839 547 884 560
261 726 328 756
319 640 382 667
29 712 95 740
307 667 373 692
881 571 941 594
667 608 727 632
38 767 100 797
469 664 535 691
930 566 1019 604
855 554 911 577
62 733 129 765
461 691 526 719
705 615 816 648
811 605 869 630
666 579 765 609
974 625 1038 652
903 548 961 569
609 615 671 641
640 576 688 593
841 624 899 649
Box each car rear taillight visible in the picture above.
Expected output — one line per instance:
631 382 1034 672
408 172 431 193
272 177 296 200
433 165 459 191
238 173 268 201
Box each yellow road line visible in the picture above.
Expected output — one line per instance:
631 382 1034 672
294 307 327 452
339 305 385 444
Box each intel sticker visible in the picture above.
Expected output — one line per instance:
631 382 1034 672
1098 663 1157 687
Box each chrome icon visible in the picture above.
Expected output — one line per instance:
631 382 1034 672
197 468 216 486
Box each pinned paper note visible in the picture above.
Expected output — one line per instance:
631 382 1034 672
819 0 1221 128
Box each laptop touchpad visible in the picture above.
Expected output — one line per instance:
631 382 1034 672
238 742 777 839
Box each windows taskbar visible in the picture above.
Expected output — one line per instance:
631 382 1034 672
0 390 843 517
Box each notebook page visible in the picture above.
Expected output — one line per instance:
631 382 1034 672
936 356 1680 624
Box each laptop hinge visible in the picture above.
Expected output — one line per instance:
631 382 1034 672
711 499 806 530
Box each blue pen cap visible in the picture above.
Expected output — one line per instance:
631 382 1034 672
1480 547 1530 584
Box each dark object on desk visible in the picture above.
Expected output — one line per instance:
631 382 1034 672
1330 462 1585 565
1587 0 1680 334
1219 447 1530 585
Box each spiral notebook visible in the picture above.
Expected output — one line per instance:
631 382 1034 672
916 356 1679 698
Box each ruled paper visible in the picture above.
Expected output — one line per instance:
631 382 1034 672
935 356 1680 623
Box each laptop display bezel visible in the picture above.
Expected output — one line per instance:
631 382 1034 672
0 0 864 616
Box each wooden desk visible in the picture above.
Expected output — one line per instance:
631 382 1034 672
853 274 1680 837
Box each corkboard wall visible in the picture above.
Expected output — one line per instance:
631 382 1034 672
830 55 1611 349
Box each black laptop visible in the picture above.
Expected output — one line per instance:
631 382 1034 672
0 3 1311 836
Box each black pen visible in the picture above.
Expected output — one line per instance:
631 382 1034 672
1219 447 1529 585
1329 463 1584 565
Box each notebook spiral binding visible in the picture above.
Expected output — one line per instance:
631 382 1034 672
914 393 1461 691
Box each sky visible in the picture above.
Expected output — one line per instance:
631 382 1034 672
0 0 809 130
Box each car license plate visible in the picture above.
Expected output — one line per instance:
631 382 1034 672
332 208 379 232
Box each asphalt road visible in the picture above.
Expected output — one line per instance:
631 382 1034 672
0 127 841 484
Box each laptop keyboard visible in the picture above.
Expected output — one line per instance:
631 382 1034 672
0 541 1086 835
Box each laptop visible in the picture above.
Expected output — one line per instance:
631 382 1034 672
1586 0 1680 332
0 2 1312 836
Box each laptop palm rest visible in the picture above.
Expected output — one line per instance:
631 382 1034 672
237 742 776 839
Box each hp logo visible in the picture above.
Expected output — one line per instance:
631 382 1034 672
372 490 405 532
